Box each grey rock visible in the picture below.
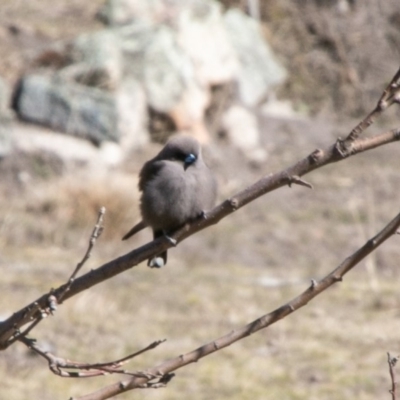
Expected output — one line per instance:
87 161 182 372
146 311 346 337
13 0 289 150
116 78 149 150
68 29 123 90
0 121 12 159
97 0 158 26
221 105 267 163
15 74 148 149
176 1 238 85
143 27 207 115
120 23 210 141
16 74 118 143
12 124 123 167
223 9 287 107
0 76 13 117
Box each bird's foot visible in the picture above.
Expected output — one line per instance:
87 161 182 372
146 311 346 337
199 210 208 220
164 234 177 246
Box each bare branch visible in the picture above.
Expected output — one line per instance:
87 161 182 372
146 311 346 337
1 65 400 349
346 67 400 141
19 336 166 378
0 126 399 349
72 211 400 399
0 208 106 348
58 206 106 303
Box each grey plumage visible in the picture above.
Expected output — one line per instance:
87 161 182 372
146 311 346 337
122 135 217 267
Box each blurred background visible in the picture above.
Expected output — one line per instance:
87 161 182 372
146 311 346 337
0 0 400 399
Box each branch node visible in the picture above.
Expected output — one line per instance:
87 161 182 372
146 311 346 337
334 138 351 158
229 198 239 210
287 175 313 189
310 279 318 289
119 380 129 389
309 149 323 164
47 295 58 313
387 352 399 400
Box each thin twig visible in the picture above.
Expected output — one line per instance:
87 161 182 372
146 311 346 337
19 336 166 378
1 209 106 348
388 352 399 400
346 67 400 141
58 207 106 303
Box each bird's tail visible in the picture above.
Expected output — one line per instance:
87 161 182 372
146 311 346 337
147 251 167 268
122 220 147 240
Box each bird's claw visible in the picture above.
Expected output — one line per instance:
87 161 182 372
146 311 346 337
199 210 208 219
164 235 177 246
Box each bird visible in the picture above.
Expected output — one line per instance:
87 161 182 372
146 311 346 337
122 135 217 268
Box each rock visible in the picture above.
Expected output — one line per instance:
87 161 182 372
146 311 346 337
68 29 123 90
97 0 161 26
176 1 238 86
11 123 123 167
121 23 210 141
142 26 206 113
261 98 301 119
221 105 267 162
15 74 118 143
0 121 12 159
116 79 149 150
223 9 287 107
13 1 289 148
14 74 148 149
0 76 13 118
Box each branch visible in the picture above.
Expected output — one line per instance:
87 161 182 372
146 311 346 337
388 353 399 400
19 336 166 378
345 67 400 141
73 211 400 399
58 207 106 303
1 65 400 348
0 127 399 348
0 208 106 348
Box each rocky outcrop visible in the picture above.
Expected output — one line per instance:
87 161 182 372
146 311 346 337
13 0 288 159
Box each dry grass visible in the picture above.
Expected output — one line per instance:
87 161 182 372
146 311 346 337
1 114 399 399
0 1 400 399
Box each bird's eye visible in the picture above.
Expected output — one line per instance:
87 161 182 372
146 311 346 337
184 153 196 165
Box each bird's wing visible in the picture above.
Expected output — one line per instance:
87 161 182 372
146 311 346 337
138 159 164 191
122 220 147 240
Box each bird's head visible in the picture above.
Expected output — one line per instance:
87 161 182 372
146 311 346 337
159 135 201 170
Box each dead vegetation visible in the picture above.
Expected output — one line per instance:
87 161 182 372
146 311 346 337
1 70 400 398
1 1 400 399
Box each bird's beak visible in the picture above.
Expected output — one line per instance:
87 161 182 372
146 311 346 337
184 153 196 170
